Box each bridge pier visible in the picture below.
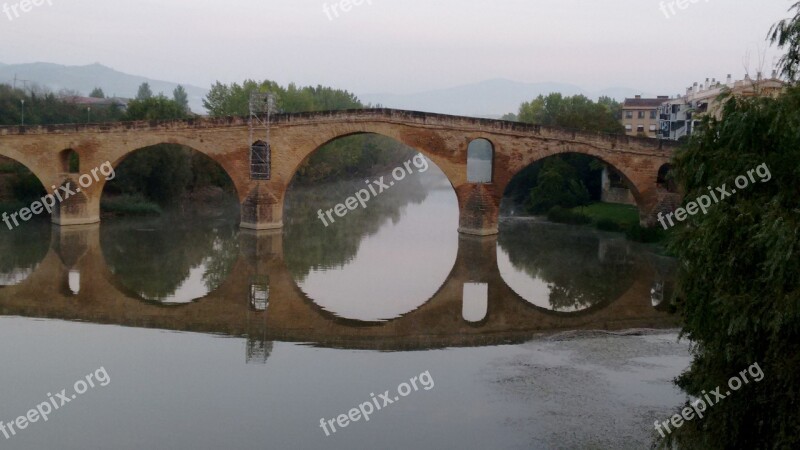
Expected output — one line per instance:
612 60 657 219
51 177 101 227
456 184 501 236
239 183 284 231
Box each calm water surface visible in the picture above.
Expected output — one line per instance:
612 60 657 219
0 161 686 449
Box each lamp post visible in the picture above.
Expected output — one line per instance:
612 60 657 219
20 99 25 126
87 106 91 123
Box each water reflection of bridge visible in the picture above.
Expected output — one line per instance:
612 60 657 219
0 225 676 357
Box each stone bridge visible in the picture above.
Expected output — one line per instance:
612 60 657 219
0 109 679 234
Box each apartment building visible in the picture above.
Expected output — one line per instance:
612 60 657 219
621 95 670 137
658 73 785 140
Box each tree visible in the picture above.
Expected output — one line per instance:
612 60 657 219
526 158 590 214
202 79 361 117
89 87 105 99
769 1 800 82
501 113 518 121
662 5 800 447
173 85 189 113
518 93 624 134
136 82 153 100
125 95 187 121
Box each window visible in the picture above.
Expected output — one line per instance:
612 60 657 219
650 110 657 119
625 124 632 131
625 111 633 119
638 111 646 119
467 139 493 183
637 125 645 133
649 124 657 131
59 149 80 174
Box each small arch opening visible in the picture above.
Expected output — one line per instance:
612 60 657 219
60 149 80 174
467 139 493 183
657 164 677 193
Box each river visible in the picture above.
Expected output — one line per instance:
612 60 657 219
0 159 690 449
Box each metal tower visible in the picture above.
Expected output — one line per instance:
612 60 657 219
248 92 277 180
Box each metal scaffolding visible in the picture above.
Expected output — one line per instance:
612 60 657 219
248 92 276 180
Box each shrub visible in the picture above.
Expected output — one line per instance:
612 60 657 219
101 194 162 216
546 206 591 225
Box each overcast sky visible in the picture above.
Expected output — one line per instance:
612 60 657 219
0 0 794 95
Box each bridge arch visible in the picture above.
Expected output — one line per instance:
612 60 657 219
284 129 461 192
101 138 247 204
501 143 663 225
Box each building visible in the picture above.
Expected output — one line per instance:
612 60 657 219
658 73 785 141
621 95 670 138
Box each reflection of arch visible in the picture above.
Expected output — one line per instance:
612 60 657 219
59 149 80 174
467 138 494 183
462 282 488 323
657 164 677 193
496 220 640 314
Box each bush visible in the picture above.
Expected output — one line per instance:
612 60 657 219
101 194 162 216
546 206 591 225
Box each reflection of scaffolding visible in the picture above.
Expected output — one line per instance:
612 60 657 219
248 92 276 181
246 274 272 364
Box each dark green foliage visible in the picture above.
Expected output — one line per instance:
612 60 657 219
661 84 800 448
0 84 124 126
173 85 189 113
9 165 45 202
518 93 624 134
100 194 162 216
203 79 362 117
105 145 191 206
125 95 188 121
136 82 153 100
526 158 591 214
546 206 591 225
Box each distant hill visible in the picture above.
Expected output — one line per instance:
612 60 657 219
360 79 654 117
0 62 655 118
0 62 209 113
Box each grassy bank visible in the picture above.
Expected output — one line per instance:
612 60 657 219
542 202 668 243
